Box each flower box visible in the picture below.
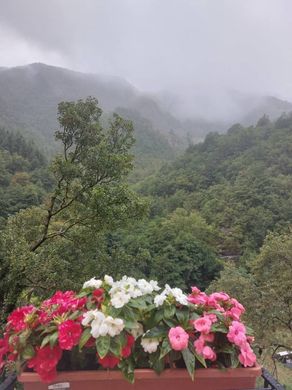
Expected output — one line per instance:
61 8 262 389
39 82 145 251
1 276 258 387
19 366 262 390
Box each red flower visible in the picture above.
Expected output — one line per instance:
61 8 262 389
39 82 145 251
58 320 82 350
84 337 96 348
28 345 62 383
42 291 87 317
7 305 35 332
0 336 9 369
98 354 120 368
92 288 104 307
121 334 135 358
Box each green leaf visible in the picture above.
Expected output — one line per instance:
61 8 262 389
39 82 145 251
22 345 35 360
119 358 135 383
40 334 52 349
194 352 207 368
18 330 31 346
159 338 172 359
230 352 240 368
110 335 123 356
96 335 111 358
164 305 176 319
176 307 189 325
79 328 92 350
143 325 167 338
182 348 195 381
211 323 228 333
49 332 58 347
189 312 200 321
154 308 164 323
163 318 177 328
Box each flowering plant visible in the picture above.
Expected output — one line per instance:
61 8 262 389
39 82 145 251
0 276 257 383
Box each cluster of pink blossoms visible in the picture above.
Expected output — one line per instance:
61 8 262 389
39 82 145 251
188 287 256 367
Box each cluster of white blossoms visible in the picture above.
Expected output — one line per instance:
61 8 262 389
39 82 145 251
82 277 103 289
109 276 160 309
154 284 188 307
82 275 114 290
82 310 124 338
141 337 160 353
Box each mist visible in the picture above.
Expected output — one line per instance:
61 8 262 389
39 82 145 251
1 0 292 122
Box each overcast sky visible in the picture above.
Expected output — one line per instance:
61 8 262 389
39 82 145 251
1 0 292 118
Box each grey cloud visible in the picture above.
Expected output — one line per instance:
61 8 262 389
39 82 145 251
1 0 292 120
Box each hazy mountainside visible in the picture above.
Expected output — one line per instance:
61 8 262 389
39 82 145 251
0 63 188 148
1 63 292 153
232 93 292 125
138 113 292 257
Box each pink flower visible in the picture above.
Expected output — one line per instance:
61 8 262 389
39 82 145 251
7 305 35 332
168 327 189 351
202 332 215 342
194 336 205 354
58 320 82 350
230 298 245 314
239 343 256 367
227 321 247 347
204 313 217 323
225 307 242 321
193 316 212 334
202 346 217 361
188 287 208 305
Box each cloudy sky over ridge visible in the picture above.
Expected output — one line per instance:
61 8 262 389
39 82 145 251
1 0 292 117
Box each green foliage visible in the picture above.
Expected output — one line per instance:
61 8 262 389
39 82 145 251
99 209 220 290
0 129 48 227
0 98 147 316
139 119 292 255
209 230 292 347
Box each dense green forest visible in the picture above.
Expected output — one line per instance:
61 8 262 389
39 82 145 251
0 98 291 374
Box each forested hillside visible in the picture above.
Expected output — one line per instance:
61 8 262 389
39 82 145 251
138 114 292 257
0 128 49 227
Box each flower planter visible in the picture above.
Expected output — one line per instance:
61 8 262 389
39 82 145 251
19 366 262 390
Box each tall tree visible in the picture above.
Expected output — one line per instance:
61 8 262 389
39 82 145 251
0 97 147 316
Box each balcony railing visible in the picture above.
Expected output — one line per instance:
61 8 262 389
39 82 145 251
0 368 286 390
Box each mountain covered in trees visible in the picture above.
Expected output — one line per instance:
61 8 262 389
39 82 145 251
1 63 292 152
138 114 292 257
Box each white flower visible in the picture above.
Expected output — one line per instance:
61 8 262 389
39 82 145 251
149 280 161 291
141 337 159 353
83 277 103 289
87 310 124 338
154 293 167 307
104 316 125 337
130 322 144 339
104 275 114 286
82 310 99 326
111 291 131 308
137 279 153 294
171 288 188 306
90 311 106 338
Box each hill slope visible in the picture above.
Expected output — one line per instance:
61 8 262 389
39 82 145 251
139 114 292 256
